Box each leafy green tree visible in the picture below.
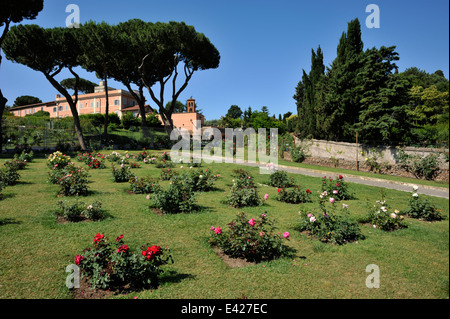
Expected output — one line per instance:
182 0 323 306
3 24 88 149
226 105 242 119
165 100 186 113
0 0 43 151
60 78 97 94
138 21 220 134
12 95 42 106
77 21 116 145
354 46 410 143
325 19 365 140
111 19 154 138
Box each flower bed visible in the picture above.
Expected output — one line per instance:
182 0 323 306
208 212 293 263
54 199 105 222
297 198 365 245
73 233 173 291
403 186 444 221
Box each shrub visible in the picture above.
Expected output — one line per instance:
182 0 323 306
107 151 122 163
54 199 105 222
321 175 354 201
149 176 199 214
362 198 407 231
297 199 365 245
74 233 173 290
396 148 441 180
15 150 34 163
135 150 151 162
268 171 295 188
403 186 444 221
56 165 89 196
290 145 307 163
159 168 176 181
182 168 218 192
129 176 161 194
363 148 384 173
5 159 27 170
77 152 106 169
0 163 21 186
47 151 71 170
111 164 135 183
208 212 292 262
226 179 261 208
226 171 261 208
155 159 174 169
277 186 312 204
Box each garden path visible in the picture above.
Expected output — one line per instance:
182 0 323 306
201 155 449 199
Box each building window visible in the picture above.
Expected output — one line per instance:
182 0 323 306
91 102 94 108
114 99 120 106
66 105 68 111
58 106 63 111
96 101 99 108
53 107 57 113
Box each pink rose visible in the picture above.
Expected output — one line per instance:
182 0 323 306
329 198 335 203
214 227 222 235
264 194 269 200
248 218 256 226
283 232 290 239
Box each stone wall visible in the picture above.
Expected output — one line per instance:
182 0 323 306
294 138 449 170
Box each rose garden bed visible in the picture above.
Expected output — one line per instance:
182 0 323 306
0 150 448 299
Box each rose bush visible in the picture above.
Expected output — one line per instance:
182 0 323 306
111 163 135 183
277 186 312 204
54 199 105 222
209 212 293 262
47 151 71 170
321 175 354 201
297 197 364 245
403 186 444 221
226 169 261 208
74 233 173 290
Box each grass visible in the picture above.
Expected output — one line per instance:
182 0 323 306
0 151 448 299
277 158 449 189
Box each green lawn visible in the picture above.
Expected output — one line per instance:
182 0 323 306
0 151 448 299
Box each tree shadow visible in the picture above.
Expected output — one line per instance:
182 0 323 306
0 218 22 226
158 270 196 286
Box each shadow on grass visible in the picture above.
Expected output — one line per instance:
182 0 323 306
159 270 196 286
0 218 22 226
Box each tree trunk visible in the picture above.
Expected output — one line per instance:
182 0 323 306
125 83 150 139
0 89 7 153
44 73 88 150
103 76 109 146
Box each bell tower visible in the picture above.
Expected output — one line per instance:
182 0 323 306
187 98 196 113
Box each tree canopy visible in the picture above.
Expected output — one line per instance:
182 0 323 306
12 95 42 106
293 18 449 147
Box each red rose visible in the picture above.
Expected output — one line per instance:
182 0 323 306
306 189 311 194
149 245 162 255
117 245 129 253
278 188 281 193
93 233 104 243
74 255 83 265
339 175 343 179
116 234 124 242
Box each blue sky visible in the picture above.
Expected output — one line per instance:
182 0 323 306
1 0 448 121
